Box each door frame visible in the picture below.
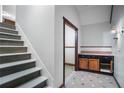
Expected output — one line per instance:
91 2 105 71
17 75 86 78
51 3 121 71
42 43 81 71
63 17 78 86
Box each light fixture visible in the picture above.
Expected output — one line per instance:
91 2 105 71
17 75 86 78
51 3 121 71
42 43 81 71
122 27 124 34
113 37 118 40
111 26 117 34
111 29 117 34
111 26 118 40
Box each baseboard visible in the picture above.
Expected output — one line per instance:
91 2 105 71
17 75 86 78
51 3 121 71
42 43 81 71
113 76 121 88
59 83 64 88
65 63 75 66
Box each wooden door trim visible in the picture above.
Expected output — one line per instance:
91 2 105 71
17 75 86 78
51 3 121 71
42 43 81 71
63 16 78 86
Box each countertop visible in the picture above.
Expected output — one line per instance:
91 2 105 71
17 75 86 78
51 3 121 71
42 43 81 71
78 53 114 57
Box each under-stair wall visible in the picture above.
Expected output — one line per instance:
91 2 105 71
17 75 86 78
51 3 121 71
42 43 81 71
16 23 54 87
16 5 55 87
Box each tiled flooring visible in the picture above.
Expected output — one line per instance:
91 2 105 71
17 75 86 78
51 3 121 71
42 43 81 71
65 65 74 79
65 66 119 88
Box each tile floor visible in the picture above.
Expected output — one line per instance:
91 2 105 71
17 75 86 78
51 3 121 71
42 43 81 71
65 65 119 88
65 65 74 79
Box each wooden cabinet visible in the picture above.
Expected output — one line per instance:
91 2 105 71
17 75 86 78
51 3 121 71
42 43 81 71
110 61 112 72
78 54 114 74
79 58 100 71
89 59 100 71
79 58 88 69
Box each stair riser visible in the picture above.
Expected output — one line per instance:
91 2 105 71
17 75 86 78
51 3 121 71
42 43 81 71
0 47 27 54
34 80 47 88
0 62 36 77
0 23 16 29
0 34 21 40
0 28 18 34
0 40 24 46
0 70 41 88
0 54 31 64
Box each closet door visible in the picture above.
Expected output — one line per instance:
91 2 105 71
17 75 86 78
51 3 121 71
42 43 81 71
89 59 100 71
79 58 88 70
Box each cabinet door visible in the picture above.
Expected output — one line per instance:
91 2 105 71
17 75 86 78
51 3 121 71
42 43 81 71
110 61 113 72
89 59 100 71
79 58 88 69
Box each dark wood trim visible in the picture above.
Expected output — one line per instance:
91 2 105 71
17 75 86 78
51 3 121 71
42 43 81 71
63 16 78 87
113 76 121 88
75 28 78 71
63 17 78 31
63 17 65 87
65 46 75 48
80 46 112 48
59 83 64 88
65 63 75 66
110 5 113 24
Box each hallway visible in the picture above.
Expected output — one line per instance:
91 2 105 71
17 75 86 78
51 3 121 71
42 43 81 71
0 5 124 88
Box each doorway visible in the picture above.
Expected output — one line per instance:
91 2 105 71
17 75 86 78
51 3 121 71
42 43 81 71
63 17 78 86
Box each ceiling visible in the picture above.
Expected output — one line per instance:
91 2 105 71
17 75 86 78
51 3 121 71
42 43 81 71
75 5 111 26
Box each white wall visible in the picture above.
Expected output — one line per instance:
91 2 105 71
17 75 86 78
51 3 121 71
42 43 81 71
16 5 55 78
3 5 16 20
80 22 112 46
76 5 111 26
0 5 2 22
65 48 75 64
54 5 81 87
65 25 75 64
3 5 16 16
65 25 75 46
111 5 124 87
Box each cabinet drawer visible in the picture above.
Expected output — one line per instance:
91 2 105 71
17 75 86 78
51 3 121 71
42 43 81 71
89 59 100 71
79 58 88 69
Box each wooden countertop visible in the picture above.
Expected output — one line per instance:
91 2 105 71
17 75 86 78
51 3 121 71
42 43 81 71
79 50 113 56
78 53 114 56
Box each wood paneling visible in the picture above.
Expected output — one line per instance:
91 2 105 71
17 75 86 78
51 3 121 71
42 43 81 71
110 61 112 72
89 59 100 71
79 58 88 70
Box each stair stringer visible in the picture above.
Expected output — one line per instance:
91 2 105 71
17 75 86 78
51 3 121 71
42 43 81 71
16 22 54 87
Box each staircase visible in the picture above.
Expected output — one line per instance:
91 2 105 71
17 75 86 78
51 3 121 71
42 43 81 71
0 23 48 88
